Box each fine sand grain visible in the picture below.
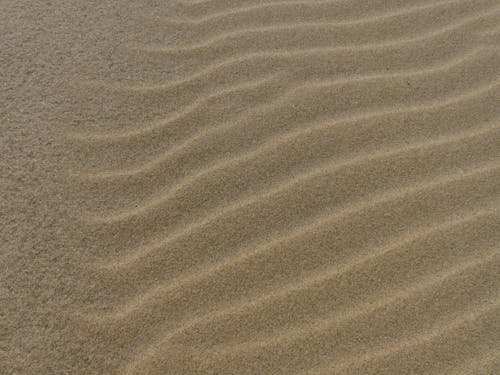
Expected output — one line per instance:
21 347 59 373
1 0 499 374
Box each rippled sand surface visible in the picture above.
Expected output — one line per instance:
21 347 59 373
1 0 499 373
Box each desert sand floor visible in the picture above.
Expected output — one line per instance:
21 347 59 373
1 0 499 374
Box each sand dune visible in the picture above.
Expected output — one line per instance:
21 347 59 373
4 0 497 373
68 0 500 374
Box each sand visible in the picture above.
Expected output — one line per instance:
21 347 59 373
1 0 499 374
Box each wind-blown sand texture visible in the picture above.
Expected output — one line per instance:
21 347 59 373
1 0 500 374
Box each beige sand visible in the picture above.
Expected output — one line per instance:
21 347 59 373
1 0 499 373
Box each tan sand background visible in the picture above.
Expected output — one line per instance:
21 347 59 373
1 0 499 374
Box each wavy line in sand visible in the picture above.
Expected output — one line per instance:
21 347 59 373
134 6 500 62
74 50 497 181
122 255 500 374
84 127 498 282
69 99 500 223
68 43 494 156
67 72 285 141
86 161 499 323
91 207 497 328
138 1 499 59
67 16 496 157
304 298 500 374
207 251 499 354
82 8 499 95
86 120 499 238
160 0 470 27
171 0 466 19
69 81 499 219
